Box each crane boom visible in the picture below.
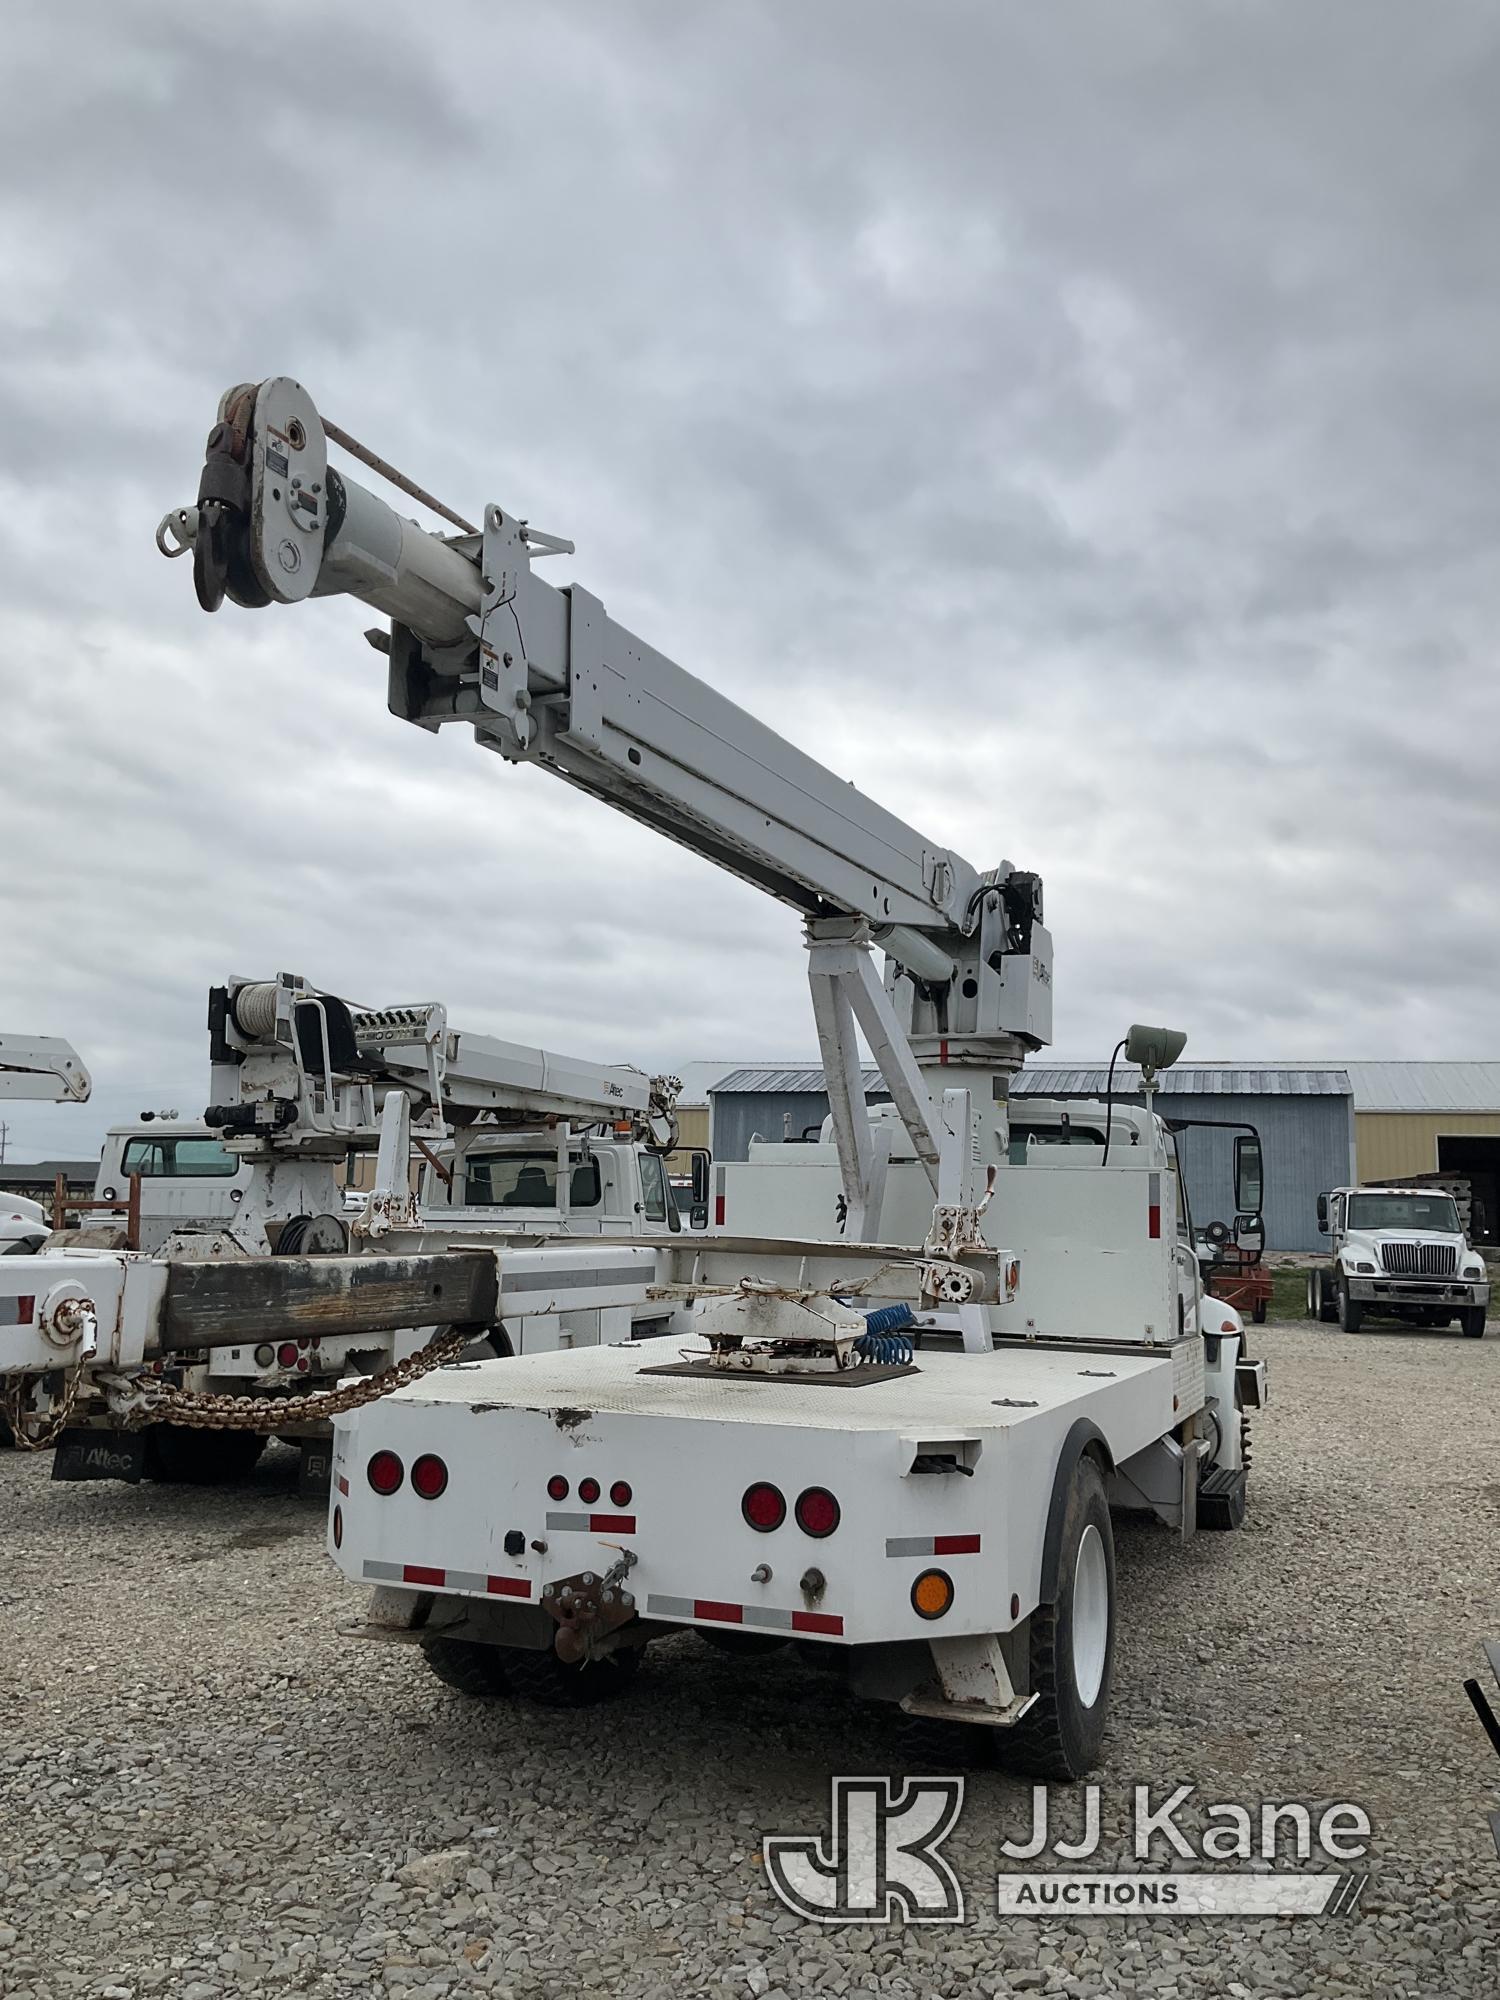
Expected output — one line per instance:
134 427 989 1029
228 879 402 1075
162 377 1053 1259
0 1034 91 1103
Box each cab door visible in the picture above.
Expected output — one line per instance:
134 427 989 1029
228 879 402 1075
1167 1135 1202 1338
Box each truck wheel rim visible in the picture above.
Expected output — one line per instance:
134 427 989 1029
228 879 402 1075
1072 1524 1110 1708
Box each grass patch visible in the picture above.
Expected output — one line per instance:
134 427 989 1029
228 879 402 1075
1268 1265 1312 1321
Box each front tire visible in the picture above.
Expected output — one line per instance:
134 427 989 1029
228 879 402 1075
1337 1282 1364 1333
1005 1456 1115 1781
1461 1307 1487 1339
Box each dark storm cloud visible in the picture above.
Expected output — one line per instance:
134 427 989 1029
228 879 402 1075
2 0 1497 1160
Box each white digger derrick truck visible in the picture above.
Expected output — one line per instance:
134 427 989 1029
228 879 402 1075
5 972 698 1486
136 375 1270 1777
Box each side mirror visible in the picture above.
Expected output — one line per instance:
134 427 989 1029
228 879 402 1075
690 1149 711 1208
1316 1193 1329 1234
1233 1133 1264 1217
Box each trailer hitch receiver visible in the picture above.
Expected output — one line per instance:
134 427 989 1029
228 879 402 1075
542 1552 638 1663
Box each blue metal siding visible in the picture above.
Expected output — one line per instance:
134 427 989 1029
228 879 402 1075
711 1091 888 1164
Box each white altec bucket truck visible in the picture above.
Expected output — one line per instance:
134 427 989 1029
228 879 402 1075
138 376 1269 1777
3 971 692 1485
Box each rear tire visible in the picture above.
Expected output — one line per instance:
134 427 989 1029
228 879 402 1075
421 1637 512 1698
1316 1271 1339 1323
143 1426 266 1485
1004 1456 1114 1781
501 1643 642 1708
1337 1282 1364 1334
1461 1307 1487 1339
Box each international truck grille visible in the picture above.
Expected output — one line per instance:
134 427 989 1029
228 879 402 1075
1378 1242 1456 1276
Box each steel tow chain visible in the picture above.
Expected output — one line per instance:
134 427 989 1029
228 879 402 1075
116 1329 474 1432
4 1363 87 1453
5 1330 475 1443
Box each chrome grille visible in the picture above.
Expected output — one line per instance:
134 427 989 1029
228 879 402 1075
1379 1242 1456 1277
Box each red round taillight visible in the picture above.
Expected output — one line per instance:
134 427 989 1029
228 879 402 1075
332 1505 343 1548
578 1477 600 1505
276 1342 298 1368
412 1453 448 1500
547 1474 569 1502
367 1450 403 1495
610 1480 633 1508
795 1486 840 1538
741 1482 786 1532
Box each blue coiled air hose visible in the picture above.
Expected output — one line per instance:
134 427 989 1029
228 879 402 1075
853 1302 915 1366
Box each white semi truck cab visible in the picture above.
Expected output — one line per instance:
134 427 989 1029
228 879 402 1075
1309 1185 1489 1337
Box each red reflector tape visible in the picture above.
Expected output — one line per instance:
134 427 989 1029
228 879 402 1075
933 1533 982 1556
1148 1204 1161 1239
336 1475 349 1497
693 1599 743 1625
402 1564 445 1587
487 1575 531 1598
714 1194 726 1226
792 1610 844 1635
589 1512 635 1533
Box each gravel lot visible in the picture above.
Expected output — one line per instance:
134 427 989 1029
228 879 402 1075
3 1317 1498 2000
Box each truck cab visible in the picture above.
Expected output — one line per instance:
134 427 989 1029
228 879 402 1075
1309 1185 1489 1336
420 1126 683 1237
1 1191 49 1257
94 1120 253 1251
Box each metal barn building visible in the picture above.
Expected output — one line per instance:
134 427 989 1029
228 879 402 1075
707 1063 1355 1252
1342 1062 1500 1245
708 1066 891 1165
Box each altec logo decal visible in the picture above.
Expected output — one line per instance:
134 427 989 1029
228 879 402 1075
362 1560 531 1598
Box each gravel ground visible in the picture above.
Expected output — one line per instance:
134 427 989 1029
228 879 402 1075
3 1318 1498 2000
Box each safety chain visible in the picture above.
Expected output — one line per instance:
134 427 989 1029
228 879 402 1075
4 1329 475 1444
4 1363 87 1453
117 1329 474 1432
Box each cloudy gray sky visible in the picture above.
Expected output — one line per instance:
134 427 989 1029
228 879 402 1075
2 0 1498 1161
